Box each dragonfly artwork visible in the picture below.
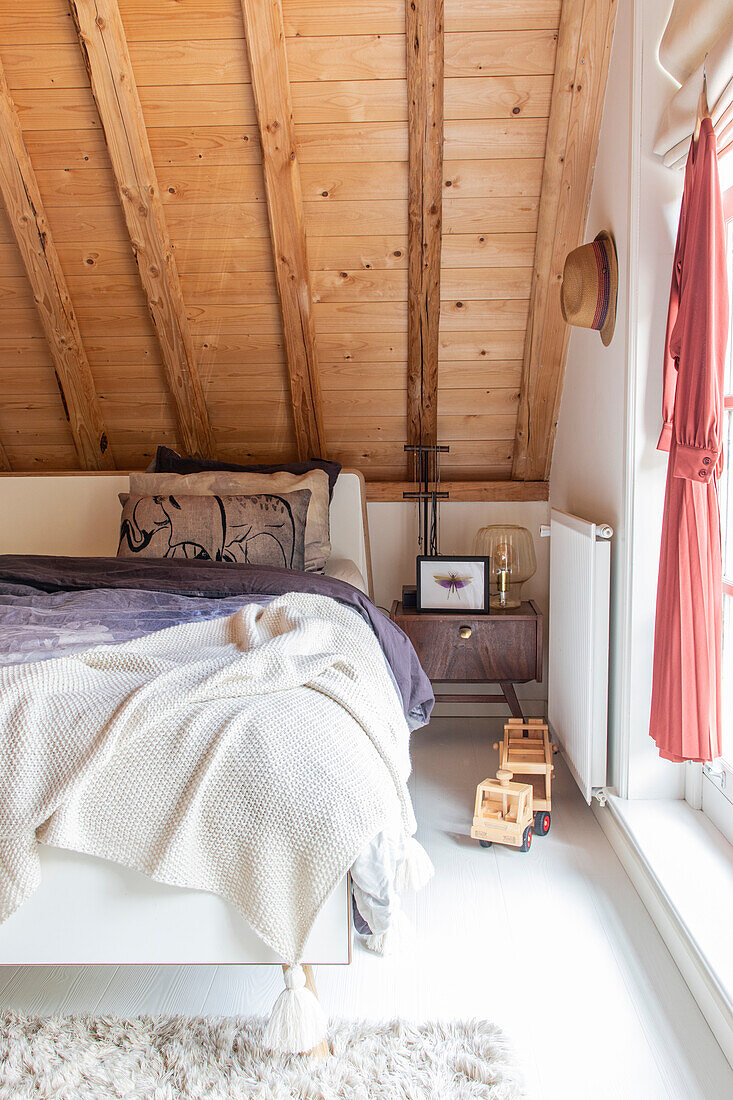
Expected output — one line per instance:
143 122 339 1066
432 572 474 598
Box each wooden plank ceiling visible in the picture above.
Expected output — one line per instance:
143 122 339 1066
0 0 615 500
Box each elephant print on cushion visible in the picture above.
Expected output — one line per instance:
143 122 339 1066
117 490 311 571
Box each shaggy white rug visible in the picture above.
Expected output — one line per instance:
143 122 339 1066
0 1013 525 1099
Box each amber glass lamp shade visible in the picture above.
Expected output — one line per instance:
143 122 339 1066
472 525 537 610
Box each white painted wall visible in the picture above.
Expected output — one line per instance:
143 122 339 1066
554 0 683 798
553 0 733 798
623 0 686 799
368 499 551 713
551 0 633 793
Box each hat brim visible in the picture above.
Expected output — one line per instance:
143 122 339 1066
595 230 618 347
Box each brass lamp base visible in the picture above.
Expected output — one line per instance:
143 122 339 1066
490 582 523 610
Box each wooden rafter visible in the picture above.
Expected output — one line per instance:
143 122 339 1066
513 0 617 481
239 0 325 461
68 0 215 460
0 58 113 470
405 0 444 477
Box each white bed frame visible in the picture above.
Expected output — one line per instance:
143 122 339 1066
0 468 372 967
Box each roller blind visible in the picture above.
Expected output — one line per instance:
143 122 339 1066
654 0 733 167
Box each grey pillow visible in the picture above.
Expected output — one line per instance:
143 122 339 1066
117 491 311 571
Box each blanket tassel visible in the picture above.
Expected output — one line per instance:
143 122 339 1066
264 963 328 1055
394 836 434 893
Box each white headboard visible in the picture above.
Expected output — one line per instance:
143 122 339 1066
0 468 373 595
326 469 373 594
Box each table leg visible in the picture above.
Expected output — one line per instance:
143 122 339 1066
499 681 523 719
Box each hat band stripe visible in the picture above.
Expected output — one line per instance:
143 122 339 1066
591 240 610 331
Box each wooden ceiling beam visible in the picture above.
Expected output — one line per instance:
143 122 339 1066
239 0 325 461
405 0 444 478
366 480 549 503
0 59 113 470
513 0 617 481
68 0 215 460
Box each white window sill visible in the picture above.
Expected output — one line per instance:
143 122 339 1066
595 793 733 1066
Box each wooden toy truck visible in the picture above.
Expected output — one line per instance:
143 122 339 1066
493 717 557 837
470 769 535 852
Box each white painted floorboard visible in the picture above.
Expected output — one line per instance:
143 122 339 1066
1 719 732 1099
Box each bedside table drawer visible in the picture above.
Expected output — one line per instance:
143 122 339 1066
397 615 539 683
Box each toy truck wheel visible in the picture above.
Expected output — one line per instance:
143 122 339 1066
478 839 492 848
519 826 533 852
534 811 551 836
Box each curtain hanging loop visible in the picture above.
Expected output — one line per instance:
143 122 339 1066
694 57 710 142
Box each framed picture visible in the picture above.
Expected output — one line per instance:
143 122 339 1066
416 556 490 613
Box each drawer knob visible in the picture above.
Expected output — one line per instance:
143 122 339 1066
459 625 472 639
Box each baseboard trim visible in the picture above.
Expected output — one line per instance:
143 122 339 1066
593 796 733 1069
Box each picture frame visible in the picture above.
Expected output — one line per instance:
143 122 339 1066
416 555 490 613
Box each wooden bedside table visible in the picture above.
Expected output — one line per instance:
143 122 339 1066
390 599 543 719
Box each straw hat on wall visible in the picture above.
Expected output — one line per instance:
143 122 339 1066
560 230 618 346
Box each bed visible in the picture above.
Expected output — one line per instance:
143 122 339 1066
0 468 433 1052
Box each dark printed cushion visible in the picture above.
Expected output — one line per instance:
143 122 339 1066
117 491 311 570
148 445 342 500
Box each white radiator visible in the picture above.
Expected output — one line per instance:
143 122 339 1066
547 509 612 804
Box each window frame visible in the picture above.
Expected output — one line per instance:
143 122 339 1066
722 184 733 606
700 183 733 840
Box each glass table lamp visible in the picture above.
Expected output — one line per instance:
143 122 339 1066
472 525 537 610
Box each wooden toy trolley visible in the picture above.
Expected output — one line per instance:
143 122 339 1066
470 769 535 852
493 717 556 837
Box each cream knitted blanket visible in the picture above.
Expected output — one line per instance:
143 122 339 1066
0 593 416 962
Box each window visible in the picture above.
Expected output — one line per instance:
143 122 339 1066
702 185 733 839
719 184 733 767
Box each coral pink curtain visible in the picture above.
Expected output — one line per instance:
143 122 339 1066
649 118 729 763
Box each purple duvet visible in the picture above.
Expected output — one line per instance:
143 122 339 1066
0 555 434 729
